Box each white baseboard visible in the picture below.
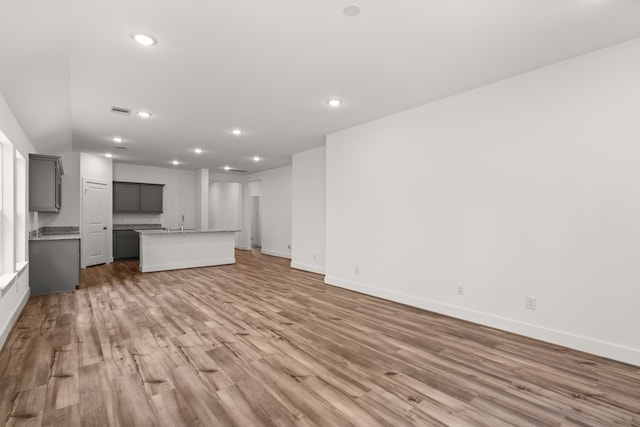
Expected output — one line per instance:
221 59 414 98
324 275 640 367
140 257 235 273
236 245 252 251
261 249 292 259
0 286 30 353
291 261 325 275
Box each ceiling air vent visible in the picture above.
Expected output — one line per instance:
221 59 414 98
228 169 247 173
110 106 131 115
115 146 128 150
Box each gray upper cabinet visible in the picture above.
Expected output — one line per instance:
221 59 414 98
140 184 164 213
29 154 63 212
113 182 140 213
113 181 164 214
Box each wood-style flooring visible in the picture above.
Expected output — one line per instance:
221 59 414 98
1 249 639 426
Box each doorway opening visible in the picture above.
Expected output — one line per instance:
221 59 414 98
251 196 261 248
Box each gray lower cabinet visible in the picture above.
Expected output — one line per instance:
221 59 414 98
113 230 140 259
29 239 80 295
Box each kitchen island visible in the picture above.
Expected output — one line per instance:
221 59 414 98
136 229 238 273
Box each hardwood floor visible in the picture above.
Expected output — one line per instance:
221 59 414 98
1 249 639 426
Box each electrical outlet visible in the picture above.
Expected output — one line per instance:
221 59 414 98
526 297 536 310
456 285 464 296
354 266 359 275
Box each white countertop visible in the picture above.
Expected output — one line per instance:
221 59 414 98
136 228 240 236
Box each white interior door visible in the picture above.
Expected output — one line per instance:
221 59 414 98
83 179 108 267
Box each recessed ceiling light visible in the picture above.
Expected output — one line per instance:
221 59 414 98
231 128 243 136
253 156 261 162
137 111 152 118
343 4 361 17
172 160 179 165
327 99 342 107
194 148 202 154
105 153 113 158
132 33 157 46
112 137 123 143
224 165 231 171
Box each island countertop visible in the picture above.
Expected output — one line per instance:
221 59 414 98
135 228 240 236
114 223 163 231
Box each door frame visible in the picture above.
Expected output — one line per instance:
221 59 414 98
81 177 110 268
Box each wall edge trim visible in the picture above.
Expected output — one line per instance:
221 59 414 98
324 275 640 367
291 261 325 275
0 286 30 353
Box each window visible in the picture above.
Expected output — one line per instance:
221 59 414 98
15 152 26 268
0 130 16 277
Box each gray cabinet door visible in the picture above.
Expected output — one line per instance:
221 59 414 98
113 230 140 259
140 184 163 213
29 239 80 295
29 155 63 212
113 182 140 213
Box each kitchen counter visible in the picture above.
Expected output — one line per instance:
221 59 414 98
29 226 81 241
137 229 238 273
114 223 163 230
30 234 81 241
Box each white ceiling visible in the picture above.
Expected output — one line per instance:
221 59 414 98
1 0 640 173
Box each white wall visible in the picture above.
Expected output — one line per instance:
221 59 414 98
291 146 326 274
209 173 250 248
195 169 209 229
209 182 242 230
113 163 196 229
326 38 640 366
82 153 112 187
248 180 261 197
247 166 292 259
0 91 34 351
